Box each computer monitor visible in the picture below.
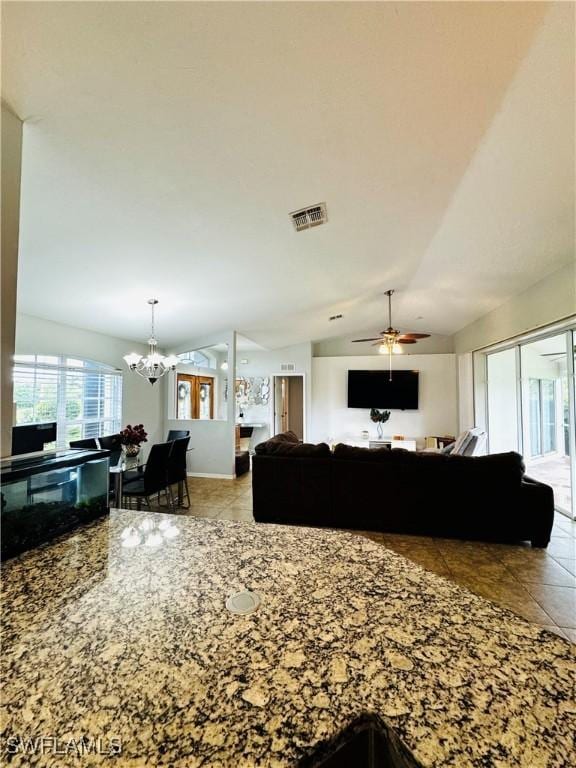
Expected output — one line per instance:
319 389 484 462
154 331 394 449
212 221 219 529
11 422 57 456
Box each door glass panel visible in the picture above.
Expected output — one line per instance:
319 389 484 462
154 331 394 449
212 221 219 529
541 380 556 453
486 348 518 453
521 335 570 514
177 378 192 419
198 381 213 420
528 379 542 456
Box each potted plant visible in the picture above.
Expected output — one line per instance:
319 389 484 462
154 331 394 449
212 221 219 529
119 424 148 457
370 409 390 439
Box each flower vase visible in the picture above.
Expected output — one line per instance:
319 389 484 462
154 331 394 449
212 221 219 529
123 444 140 458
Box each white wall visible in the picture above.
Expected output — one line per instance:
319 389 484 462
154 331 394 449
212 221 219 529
1 106 23 456
310 354 458 448
165 331 236 478
15 313 164 449
453 263 575 354
237 342 313 440
457 352 474 432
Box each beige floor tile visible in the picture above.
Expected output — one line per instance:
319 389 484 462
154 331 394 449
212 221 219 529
216 507 254 523
553 514 574 531
494 547 551 566
524 584 576 629
545 539 576 559
560 627 576 643
550 526 571 539
451 575 554 625
402 552 451 577
444 559 517 582
505 558 576 588
228 498 253 511
553 558 576 576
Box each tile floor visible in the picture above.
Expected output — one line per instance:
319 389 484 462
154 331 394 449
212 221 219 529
159 472 575 642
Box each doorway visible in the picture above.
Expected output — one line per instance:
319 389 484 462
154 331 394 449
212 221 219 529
273 375 304 440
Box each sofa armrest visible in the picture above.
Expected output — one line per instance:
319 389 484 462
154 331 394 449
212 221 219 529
521 475 554 547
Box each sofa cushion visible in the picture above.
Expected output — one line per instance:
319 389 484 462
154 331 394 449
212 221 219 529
255 440 331 458
333 443 399 461
266 430 300 444
333 444 525 487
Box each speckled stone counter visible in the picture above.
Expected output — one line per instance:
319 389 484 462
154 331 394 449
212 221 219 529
2 512 575 767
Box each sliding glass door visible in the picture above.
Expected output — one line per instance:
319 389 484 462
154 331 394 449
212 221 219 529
482 327 576 519
521 334 571 516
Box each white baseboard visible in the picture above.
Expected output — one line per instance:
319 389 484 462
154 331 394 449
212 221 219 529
187 472 235 480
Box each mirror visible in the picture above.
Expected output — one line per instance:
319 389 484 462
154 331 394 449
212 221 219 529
235 376 271 414
174 344 229 421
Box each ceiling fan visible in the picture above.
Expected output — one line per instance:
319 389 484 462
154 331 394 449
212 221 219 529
352 290 430 378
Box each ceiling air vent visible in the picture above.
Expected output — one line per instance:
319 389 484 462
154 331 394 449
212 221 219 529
290 203 327 232
280 363 296 372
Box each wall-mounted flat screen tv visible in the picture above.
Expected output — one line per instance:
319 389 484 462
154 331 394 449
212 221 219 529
347 370 419 410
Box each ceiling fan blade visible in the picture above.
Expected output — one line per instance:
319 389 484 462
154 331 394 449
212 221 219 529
399 333 431 339
352 338 381 343
398 338 417 344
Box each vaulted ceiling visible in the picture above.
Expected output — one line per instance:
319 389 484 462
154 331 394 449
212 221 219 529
3 1 574 348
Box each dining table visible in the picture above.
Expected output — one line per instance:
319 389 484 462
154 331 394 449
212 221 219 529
108 447 193 508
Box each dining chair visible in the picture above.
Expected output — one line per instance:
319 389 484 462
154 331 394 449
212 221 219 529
69 438 99 449
166 429 190 442
122 442 173 510
167 436 191 509
98 433 123 466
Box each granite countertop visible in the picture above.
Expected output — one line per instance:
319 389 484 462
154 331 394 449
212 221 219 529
1 512 574 767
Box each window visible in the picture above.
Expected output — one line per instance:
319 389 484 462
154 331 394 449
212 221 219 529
177 350 213 368
13 355 123 447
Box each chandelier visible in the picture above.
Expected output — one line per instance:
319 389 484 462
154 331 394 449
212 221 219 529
123 299 179 385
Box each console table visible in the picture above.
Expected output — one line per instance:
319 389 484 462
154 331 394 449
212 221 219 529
339 436 417 451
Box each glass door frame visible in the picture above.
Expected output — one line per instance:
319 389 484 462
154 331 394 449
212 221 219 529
477 321 576 520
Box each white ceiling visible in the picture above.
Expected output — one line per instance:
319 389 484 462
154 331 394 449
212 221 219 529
3 2 574 349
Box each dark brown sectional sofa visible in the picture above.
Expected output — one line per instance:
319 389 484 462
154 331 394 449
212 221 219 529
252 432 555 547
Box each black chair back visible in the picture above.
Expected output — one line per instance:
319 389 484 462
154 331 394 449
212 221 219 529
70 438 98 449
167 437 190 484
98 434 122 450
167 429 190 442
143 442 173 495
99 434 123 466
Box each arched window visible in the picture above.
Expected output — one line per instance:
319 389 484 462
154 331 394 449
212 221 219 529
13 355 123 447
177 350 215 369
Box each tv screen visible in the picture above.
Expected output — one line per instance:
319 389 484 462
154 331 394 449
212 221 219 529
347 370 419 410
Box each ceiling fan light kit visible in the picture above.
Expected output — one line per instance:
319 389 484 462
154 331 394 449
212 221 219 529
352 289 431 379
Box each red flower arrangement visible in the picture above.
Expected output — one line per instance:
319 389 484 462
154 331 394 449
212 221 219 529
119 424 148 447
